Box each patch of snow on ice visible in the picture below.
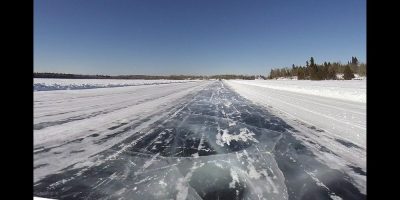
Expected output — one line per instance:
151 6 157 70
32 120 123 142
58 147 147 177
192 153 199 158
228 120 236 127
229 168 240 188
176 177 188 200
247 164 261 179
115 187 127 195
176 162 205 200
34 197 55 200
159 180 167 187
330 195 343 200
142 153 160 170
216 127 259 146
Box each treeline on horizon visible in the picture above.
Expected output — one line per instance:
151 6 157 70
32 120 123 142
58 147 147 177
268 57 366 80
33 73 257 80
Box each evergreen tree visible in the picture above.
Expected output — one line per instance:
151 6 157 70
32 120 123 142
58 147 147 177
310 57 315 66
358 63 366 76
321 64 329 80
350 56 359 74
297 67 305 80
351 57 359 66
327 64 336 79
309 57 320 80
268 69 272 79
343 65 355 80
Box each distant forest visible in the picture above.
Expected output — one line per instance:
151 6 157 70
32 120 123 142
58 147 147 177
268 57 366 80
33 73 257 80
35 57 365 81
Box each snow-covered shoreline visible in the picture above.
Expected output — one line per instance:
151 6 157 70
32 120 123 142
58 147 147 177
34 78 201 91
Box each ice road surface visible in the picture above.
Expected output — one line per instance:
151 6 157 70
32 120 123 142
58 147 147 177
34 78 200 91
34 80 366 200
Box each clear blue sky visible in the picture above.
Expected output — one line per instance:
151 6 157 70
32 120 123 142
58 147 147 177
34 0 366 75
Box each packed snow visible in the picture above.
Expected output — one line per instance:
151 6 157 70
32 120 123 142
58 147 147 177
230 79 366 103
34 78 200 91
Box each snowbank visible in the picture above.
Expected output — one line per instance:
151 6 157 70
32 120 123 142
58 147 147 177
34 78 199 91
229 79 366 103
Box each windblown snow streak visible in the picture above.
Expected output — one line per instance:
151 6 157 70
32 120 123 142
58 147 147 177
34 80 365 200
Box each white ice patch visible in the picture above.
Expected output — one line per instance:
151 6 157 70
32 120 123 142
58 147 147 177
192 153 199 158
129 160 136 166
197 133 205 152
109 172 118 180
224 101 232 107
176 162 205 200
176 177 188 200
159 179 167 187
216 127 259 146
115 187 127 195
264 171 279 194
215 162 224 168
228 120 236 127
247 164 262 179
229 168 240 188
142 153 160 170
34 197 56 200
305 170 342 199
215 129 228 147
134 176 156 185
306 170 328 189
235 150 263 181
330 195 343 200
